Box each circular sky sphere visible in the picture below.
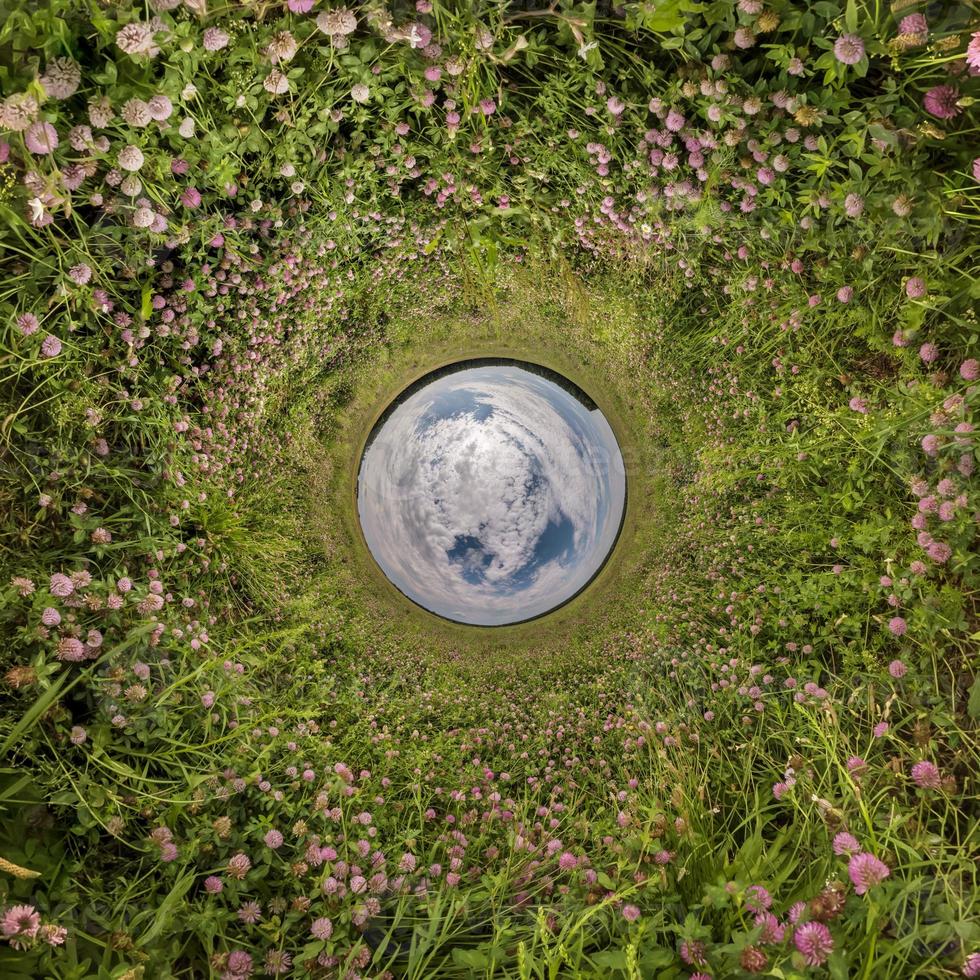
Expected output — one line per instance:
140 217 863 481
356 360 627 626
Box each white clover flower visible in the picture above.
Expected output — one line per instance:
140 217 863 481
121 98 152 127
118 145 145 172
120 175 143 196
147 95 173 121
0 92 39 131
133 206 155 228
178 117 195 138
263 70 289 96
39 58 81 99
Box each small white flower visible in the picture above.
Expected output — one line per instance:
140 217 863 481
120 175 142 196
250 198 263 212
178 117 195 138
181 83 198 100
351 83 370 103
28 197 44 222
133 206 155 228
118 144 145 172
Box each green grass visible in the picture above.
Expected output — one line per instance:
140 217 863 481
301 261 683 659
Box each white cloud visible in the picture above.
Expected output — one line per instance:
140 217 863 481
358 365 625 625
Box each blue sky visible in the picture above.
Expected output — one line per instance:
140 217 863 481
357 364 626 625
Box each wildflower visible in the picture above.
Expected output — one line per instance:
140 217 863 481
848 852 890 894
898 13 928 45
116 21 164 59
316 8 358 37
57 636 85 663
16 313 40 336
204 876 223 894
680 939 708 966
39 58 81 99
69 726 87 745
888 616 907 637
911 760 941 789
122 98 152 127
1 905 40 948
237 901 262 924
351 83 370 103
227 853 251 879
0 92 38 131
263 71 290 96
558 851 578 871
963 952 980 977
264 829 284 849
39 924 67 946
963 30 980 71
88 96 113 128
310 916 333 939
227 950 253 975
960 359 980 381
68 264 92 285
919 342 939 362
621 904 640 922
203 28 230 51
744 885 772 913
740 946 767 973
844 193 864 218
263 950 291 974
923 85 960 120
832 832 860 856
133 207 155 228
266 31 298 63
25 121 59 154
794 921 834 966
755 912 784 944
50 573 74 597
906 276 926 298
834 34 865 65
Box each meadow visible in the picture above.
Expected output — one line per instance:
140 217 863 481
1 1 978 977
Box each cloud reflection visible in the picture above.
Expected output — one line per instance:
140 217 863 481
357 363 626 625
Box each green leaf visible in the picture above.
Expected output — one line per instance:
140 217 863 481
136 871 196 947
845 0 858 33
451 947 489 969
828 948 849 980
967 674 980 720
592 949 628 969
